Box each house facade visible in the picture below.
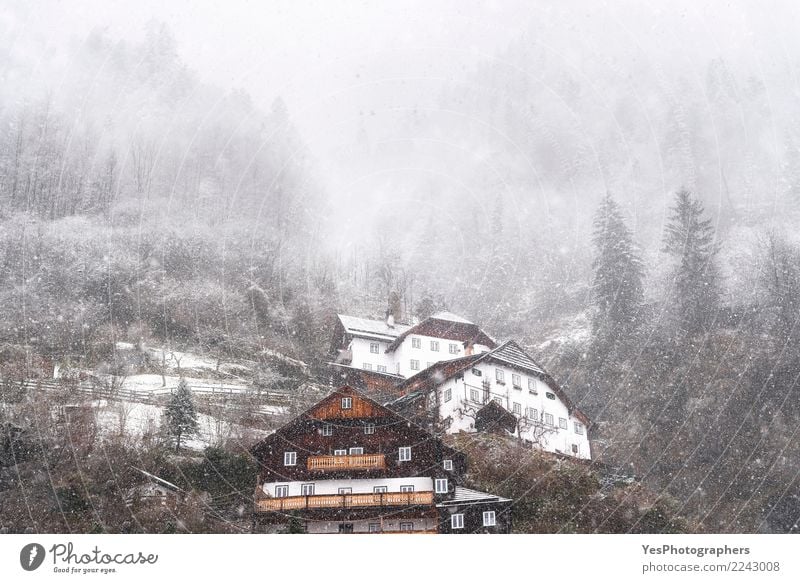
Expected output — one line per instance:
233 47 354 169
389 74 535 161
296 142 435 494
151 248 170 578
251 386 511 533
389 341 592 460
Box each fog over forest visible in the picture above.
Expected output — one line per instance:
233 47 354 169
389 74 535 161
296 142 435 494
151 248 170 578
2 1 800 534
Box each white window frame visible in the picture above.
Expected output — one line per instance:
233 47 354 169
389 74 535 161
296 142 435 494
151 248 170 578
443 459 453 471
338 487 352 494
444 388 452 402
411 337 421 349
373 486 388 493
435 478 448 493
400 485 415 493
574 422 585 435
451 513 464 529
470 389 480 403
527 407 538 421
301 483 315 496
410 359 420 371
369 342 380 354
430 340 440 352
483 511 496 526
362 362 373 371
368 523 380 533
544 413 554 426
495 368 505 383
364 423 375 435
512 373 522 388
376 364 387 373
334 449 347 456
274 485 289 498
321 423 333 436
528 378 538 394
398 446 411 462
283 451 297 466
513 402 522 415
341 397 353 409
559 417 568 430
349 447 364 455
449 343 459 354
400 522 414 532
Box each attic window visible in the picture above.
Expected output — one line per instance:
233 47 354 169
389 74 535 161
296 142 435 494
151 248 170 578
364 423 375 435
341 397 353 409
545 392 556 400
443 459 453 471
472 368 482 377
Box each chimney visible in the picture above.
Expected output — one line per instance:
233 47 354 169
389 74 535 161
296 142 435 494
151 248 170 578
386 312 395 328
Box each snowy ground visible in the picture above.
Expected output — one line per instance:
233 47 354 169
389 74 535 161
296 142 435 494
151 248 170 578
93 399 272 451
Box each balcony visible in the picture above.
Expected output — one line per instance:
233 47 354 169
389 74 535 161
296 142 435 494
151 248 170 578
307 454 386 471
256 491 434 512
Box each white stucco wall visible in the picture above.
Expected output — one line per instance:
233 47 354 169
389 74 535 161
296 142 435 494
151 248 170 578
262 476 434 497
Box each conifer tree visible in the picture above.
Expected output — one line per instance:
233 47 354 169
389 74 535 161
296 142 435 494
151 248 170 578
163 378 199 452
662 189 720 337
591 194 645 346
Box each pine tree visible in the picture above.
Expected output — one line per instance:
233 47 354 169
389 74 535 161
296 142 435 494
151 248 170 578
662 189 720 337
591 194 645 346
163 378 199 452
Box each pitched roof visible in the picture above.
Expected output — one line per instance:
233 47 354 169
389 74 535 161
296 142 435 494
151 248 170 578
336 314 411 341
436 486 511 505
385 313 496 353
390 340 591 426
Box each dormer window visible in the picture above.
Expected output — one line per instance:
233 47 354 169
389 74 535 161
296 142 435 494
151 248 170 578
398 446 411 462
341 397 353 409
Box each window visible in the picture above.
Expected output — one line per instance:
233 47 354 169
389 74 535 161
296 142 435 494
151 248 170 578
334 449 347 455
400 485 414 493
495 368 505 383
321 423 333 436
284 451 297 466
483 511 496 527
398 446 411 462
472 368 482 377
451 514 464 529
376 365 387 373
338 523 354 533
349 447 364 455
544 413 554 426
301 483 315 496
411 337 422 349
546 392 556 400
373 486 388 493
338 487 352 494
400 522 414 532
493 396 502 405
528 378 538 394
274 485 288 498
369 342 380 354
512 373 522 388
444 388 452 402
435 478 448 493
443 459 453 471
513 402 522 415
410 359 420 371
470 389 480 403
364 423 375 435
559 417 568 430
574 422 585 435
368 523 380 533
341 397 353 409
362 363 373 370
572 444 579 454
527 407 538 421
449 343 459 354
430 340 440 352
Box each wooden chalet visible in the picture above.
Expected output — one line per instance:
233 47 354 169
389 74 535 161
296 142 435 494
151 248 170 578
251 385 511 534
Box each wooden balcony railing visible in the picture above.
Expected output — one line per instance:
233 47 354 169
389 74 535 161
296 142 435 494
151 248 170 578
256 491 434 512
307 454 386 471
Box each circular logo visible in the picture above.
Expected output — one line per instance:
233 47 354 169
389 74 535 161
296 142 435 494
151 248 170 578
20 543 46 571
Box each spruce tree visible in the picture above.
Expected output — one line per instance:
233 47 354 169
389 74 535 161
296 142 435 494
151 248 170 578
163 378 199 452
591 194 645 347
662 189 720 337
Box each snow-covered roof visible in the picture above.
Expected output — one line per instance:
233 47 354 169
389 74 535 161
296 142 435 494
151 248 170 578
436 486 511 505
132 467 184 492
487 340 545 375
337 314 411 341
430 311 474 325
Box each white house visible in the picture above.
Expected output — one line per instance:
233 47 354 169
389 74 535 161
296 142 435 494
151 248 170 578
389 341 592 460
330 311 496 378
